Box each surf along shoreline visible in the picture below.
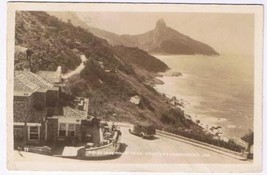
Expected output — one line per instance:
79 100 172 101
151 54 248 151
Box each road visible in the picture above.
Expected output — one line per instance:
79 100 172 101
113 125 247 164
61 55 86 79
14 125 248 165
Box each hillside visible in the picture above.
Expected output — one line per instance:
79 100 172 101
15 11 203 134
47 11 90 29
15 11 91 72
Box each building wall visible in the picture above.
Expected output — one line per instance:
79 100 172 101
46 88 59 108
13 95 33 122
46 119 84 144
75 124 81 140
46 119 58 143
33 91 47 110
81 121 101 146
13 123 43 145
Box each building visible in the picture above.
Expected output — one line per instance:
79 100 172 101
13 67 102 147
46 98 101 145
13 67 61 145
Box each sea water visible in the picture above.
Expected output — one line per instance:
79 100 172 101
153 54 254 141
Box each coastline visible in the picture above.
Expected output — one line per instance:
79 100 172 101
151 54 237 142
153 74 226 140
151 53 254 148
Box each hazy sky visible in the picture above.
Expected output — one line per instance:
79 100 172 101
77 12 254 56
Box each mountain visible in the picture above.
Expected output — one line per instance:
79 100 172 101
15 11 206 134
120 19 219 55
48 12 218 55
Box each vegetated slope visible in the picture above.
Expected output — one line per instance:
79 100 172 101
114 46 169 73
15 11 198 132
15 11 90 72
46 11 90 29
46 11 135 47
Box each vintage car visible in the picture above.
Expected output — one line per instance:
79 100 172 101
77 129 121 159
129 123 156 138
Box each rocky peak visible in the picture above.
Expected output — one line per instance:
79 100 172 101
155 18 166 30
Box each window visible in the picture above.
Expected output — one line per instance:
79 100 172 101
58 123 76 137
68 124 75 137
29 126 39 141
59 123 67 137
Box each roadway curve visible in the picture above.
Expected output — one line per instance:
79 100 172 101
15 124 248 164
61 55 87 79
113 125 247 164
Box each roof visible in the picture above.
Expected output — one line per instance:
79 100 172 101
135 122 155 128
52 106 87 124
14 76 38 96
53 106 87 119
36 67 61 84
63 106 87 119
14 70 54 96
14 107 47 123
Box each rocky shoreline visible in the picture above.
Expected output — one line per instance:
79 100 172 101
152 68 227 141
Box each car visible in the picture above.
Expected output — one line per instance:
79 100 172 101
129 123 156 138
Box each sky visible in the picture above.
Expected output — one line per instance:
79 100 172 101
77 12 254 56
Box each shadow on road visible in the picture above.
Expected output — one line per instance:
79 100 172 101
118 143 128 153
145 136 159 140
130 134 159 141
77 143 128 161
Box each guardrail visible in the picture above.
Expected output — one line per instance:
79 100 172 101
156 130 248 160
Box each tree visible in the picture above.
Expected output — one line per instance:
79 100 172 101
241 130 254 154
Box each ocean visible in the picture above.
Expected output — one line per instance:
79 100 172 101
153 54 254 142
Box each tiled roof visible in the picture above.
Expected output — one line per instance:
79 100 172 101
53 106 86 119
14 76 38 94
36 71 60 84
52 106 87 124
14 70 54 95
63 106 87 119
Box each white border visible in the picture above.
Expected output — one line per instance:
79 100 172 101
1 0 266 175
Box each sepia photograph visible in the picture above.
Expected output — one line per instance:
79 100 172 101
5 2 264 173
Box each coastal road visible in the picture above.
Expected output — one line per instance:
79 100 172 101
12 124 251 172
14 125 249 165
112 125 247 164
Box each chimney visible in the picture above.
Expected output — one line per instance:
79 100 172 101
56 66 62 83
26 49 33 72
78 98 84 110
